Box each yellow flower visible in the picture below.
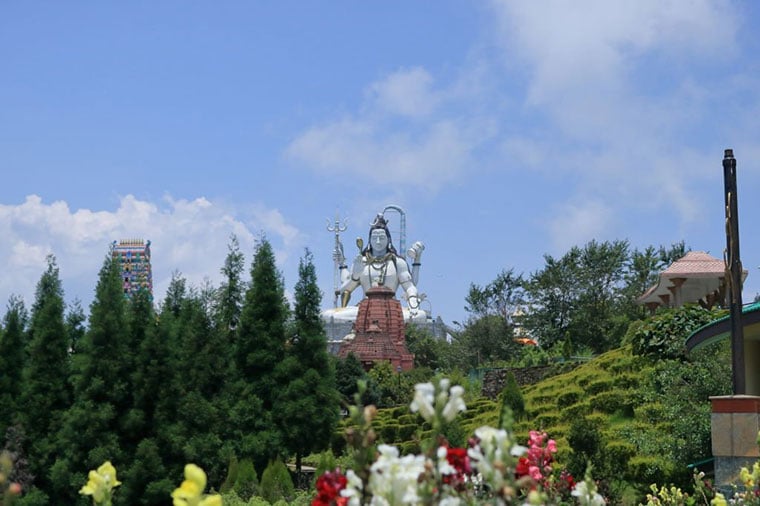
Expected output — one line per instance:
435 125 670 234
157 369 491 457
740 463 760 490
79 461 121 504
97 462 121 488
711 492 727 506
185 463 207 491
199 495 223 506
171 464 221 506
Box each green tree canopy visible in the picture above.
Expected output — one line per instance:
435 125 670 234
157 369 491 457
275 249 340 474
0 296 28 438
20 255 70 492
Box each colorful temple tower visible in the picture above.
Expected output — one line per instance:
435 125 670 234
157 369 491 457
111 239 153 299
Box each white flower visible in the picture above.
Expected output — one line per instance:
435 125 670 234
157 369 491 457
341 469 364 506
410 382 435 421
368 445 426 505
437 446 457 476
572 480 606 506
438 497 462 506
442 385 466 422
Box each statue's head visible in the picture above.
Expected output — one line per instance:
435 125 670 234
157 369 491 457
366 214 397 256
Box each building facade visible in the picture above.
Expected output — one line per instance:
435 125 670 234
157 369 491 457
111 239 152 299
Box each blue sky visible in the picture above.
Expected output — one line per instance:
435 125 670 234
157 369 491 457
2 1 760 326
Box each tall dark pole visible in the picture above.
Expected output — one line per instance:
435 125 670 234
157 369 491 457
724 148 745 395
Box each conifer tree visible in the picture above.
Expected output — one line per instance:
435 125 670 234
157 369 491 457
52 255 130 502
65 298 86 356
233 238 289 468
274 249 340 474
119 288 163 504
216 234 245 338
237 238 288 409
19 255 70 492
139 279 188 494
0 296 28 438
172 293 230 485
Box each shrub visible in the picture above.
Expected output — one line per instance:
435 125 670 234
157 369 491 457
312 450 337 488
248 496 272 506
556 388 583 406
259 458 294 504
560 402 591 422
588 390 634 416
397 414 418 425
397 424 417 441
629 305 722 359
612 373 638 389
219 455 239 494
626 455 675 486
398 441 420 456
379 423 399 443
330 430 347 456
566 415 603 478
585 379 613 395
635 402 666 424
233 459 259 500
14 487 49 506
534 412 559 429
600 441 636 470
498 372 525 426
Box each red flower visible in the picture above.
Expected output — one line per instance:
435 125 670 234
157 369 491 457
313 469 348 506
446 447 471 475
441 446 471 491
516 456 531 477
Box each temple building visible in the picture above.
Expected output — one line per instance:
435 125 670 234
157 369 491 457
637 251 747 312
111 239 153 299
337 287 415 371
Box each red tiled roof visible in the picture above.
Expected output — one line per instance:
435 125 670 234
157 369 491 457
661 251 726 277
637 250 748 307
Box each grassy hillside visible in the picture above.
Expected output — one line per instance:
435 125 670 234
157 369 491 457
350 339 730 502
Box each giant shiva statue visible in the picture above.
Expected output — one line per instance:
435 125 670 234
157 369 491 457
327 212 426 323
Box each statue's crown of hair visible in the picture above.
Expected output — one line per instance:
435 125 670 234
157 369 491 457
371 213 388 229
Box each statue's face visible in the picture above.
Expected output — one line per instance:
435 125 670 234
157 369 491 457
370 228 389 252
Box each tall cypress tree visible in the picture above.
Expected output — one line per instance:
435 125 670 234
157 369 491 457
123 289 155 446
172 293 232 486
0 296 28 438
237 239 288 409
65 298 86 357
52 255 130 502
216 234 245 339
233 238 288 468
275 249 340 474
118 290 172 504
20 255 70 493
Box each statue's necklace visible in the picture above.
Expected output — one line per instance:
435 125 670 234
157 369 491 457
367 253 392 286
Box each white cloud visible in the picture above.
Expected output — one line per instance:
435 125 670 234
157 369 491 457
286 66 497 191
548 200 613 253
484 0 753 249
491 0 737 107
0 195 303 311
366 67 439 118
287 117 481 189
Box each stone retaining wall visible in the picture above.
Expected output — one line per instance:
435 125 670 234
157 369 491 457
481 362 584 399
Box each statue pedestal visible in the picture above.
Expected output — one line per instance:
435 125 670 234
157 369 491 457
711 395 760 487
338 287 414 371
